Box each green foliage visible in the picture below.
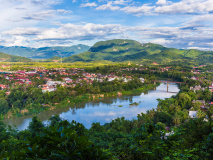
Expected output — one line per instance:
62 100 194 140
0 98 9 114
0 52 31 62
62 39 213 64
28 116 44 136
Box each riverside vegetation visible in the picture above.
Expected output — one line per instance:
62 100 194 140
0 82 213 159
0 62 213 159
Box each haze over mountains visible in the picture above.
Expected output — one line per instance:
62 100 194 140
0 39 212 64
0 44 90 59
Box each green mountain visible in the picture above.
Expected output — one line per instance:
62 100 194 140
63 39 213 64
0 52 31 62
0 44 90 59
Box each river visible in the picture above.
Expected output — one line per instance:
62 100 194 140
4 83 180 130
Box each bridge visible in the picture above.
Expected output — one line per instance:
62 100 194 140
152 80 186 92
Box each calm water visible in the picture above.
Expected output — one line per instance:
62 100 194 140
4 83 179 130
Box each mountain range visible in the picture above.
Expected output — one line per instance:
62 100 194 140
0 39 212 64
62 39 213 65
0 52 31 62
0 44 90 59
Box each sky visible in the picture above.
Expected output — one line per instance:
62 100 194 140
0 0 213 50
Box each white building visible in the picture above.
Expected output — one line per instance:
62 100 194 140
189 111 198 118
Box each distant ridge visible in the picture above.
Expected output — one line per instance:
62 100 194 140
63 39 213 64
0 44 90 59
0 52 31 62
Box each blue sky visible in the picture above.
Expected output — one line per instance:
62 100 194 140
0 0 213 50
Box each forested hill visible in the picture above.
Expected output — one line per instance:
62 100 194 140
63 39 213 64
0 52 31 62
0 44 90 59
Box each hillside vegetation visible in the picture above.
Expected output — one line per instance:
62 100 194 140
0 52 31 62
63 39 213 64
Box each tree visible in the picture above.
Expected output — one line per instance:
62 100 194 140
173 114 181 126
49 115 62 127
90 122 104 132
0 98 9 114
18 124 109 159
28 116 44 136
178 93 191 109
0 90 6 99
197 109 206 118
202 89 212 101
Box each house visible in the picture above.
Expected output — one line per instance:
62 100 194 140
6 92 10 95
189 111 198 118
208 102 213 105
192 100 205 106
62 77 72 81
0 84 6 89
139 78 145 83
153 62 159 65
191 76 196 80
42 86 56 93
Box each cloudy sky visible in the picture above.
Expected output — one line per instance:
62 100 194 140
0 0 213 50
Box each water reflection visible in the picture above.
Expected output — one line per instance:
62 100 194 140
4 83 179 130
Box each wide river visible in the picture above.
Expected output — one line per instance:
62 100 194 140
4 83 179 130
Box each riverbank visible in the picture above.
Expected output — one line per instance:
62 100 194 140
2 83 159 120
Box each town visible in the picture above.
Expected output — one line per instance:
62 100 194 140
0 63 213 120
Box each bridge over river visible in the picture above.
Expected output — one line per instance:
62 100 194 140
153 80 186 92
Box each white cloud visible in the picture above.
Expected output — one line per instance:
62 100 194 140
187 47 211 51
188 41 194 46
21 10 55 21
156 0 167 5
96 2 120 11
150 38 172 46
1 0 213 50
155 0 213 14
56 9 72 14
2 20 213 50
0 23 125 47
94 0 213 16
121 4 154 16
81 2 97 7
113 0 131 5
3 28 41 36
36 23 124 40
0 0 62 31
2 36 29 47
206 42 213 46
181 14 213 28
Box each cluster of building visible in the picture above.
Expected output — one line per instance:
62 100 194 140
190 83 213 93
0 66 145 94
